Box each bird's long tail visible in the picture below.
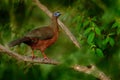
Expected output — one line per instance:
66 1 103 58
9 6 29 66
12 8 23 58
8 37 29 47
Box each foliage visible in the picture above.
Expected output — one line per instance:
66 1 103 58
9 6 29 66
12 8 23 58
0 0 120 80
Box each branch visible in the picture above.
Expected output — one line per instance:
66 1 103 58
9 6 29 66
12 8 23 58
0 44 110 79
0 44 59 65
72 64 111 80
33 0 80 48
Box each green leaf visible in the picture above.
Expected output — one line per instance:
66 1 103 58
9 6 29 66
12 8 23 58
117 28 120 34
112 22 118 28
83 20 89 27
87 32 95 44
109 37 115 46
95 27 101 35
96 48 104 57
90 22 96 27
102 36 110 45
91 47 95 54
72 16 81 23
109 32 115 36
91 17 97 21
84 27 91 35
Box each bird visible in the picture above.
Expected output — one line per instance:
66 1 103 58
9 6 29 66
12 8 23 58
9 12 61 60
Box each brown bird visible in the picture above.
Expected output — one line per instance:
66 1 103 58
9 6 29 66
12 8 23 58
9 12 61 59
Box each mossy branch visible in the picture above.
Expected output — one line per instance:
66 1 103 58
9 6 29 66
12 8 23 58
0 44 58 65
0 44 110 80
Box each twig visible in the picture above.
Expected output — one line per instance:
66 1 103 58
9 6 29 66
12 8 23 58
0 44 58 65
72 64 111 80
33 0 80 48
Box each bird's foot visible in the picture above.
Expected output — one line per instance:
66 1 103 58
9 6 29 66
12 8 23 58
42 56 50 61
32 55 36 60
28 56 36 60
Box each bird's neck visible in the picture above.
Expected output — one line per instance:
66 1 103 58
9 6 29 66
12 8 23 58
51 16 59 32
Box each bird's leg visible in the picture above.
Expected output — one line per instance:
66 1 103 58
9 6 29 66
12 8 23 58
41 51 49 60
31 49 36 59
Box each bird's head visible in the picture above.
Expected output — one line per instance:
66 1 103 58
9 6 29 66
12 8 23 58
53 12 61 17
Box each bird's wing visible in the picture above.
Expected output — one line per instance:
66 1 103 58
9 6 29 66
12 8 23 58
25 27 54 40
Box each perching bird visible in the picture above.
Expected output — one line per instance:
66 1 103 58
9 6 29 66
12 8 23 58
9 12 61 59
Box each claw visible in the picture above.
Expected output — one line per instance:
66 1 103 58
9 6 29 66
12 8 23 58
44 56 49 60
32 55 36 59
42 56 50 61
41 51 50 60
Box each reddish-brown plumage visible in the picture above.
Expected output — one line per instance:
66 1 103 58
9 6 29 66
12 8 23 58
31 31 58 51
9 12 61 59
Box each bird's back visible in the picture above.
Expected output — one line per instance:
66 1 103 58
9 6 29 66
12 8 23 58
9 26 54 47
25 26 54 40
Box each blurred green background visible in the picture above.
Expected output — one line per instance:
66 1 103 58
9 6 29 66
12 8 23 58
0 0 120 80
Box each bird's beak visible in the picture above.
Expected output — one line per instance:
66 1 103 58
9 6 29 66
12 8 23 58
59 13 61 16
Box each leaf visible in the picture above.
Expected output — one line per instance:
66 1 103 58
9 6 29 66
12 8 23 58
117 28 120 34
109 32 115 36
96 48 104 57
90 22 97 27
109 37 115 46
91 17 97 21
83 20 89 27
102 36 110 45
91 47 95 54
95 27 101 35
84 27 91 35
112 22 118 28
72 16 81 23
87 32 95 44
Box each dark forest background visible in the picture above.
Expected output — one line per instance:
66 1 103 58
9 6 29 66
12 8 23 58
0 0 120 80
